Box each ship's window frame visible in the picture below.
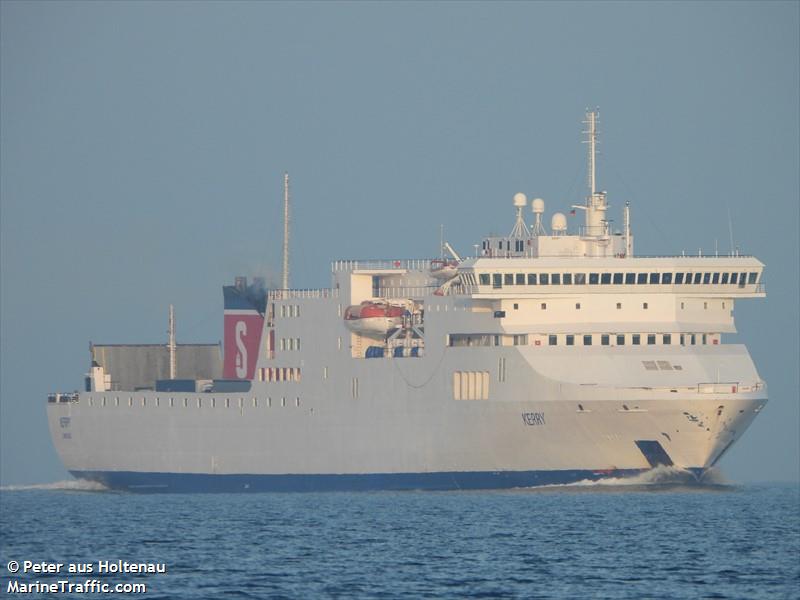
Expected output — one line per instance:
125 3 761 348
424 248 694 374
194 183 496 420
492 274 502 288
548 335 557 346
566 335 575 346
647 334 656 345
690 334 697 345
748 272 758 284
632 334 641 345
675 272 684 284
583 334 592 346
643 302 649 309
479 273 490 285
730 272 738 285
693 273 702 284
574 273 586 285
702 334 708 345
540 273 549 285
637 273 647 284
712 272 720 284
662 273 673 284
504 273 514 285
703 273 711 284
575 302 581 310
527 273 537 285
625 272 636 284
600 273 611 285
613 272 623 284
589 273 599 285
721 272 729 284
649 272 660 284
616 302 622 309
616 334 625 346
601 334 610 346
562 273 573 285
551 273 561 285
680 334 685 346
540 303 547 310
516 273 525 285
663 334 672 345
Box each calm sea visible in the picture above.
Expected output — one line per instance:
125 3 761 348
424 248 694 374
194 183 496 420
1 474 798 599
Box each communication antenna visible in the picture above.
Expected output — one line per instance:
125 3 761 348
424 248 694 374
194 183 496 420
727 206 735 257
531 198 547 236
509 192 531 238
577 109 609 237
624 200 633 257
282 172 290 290
168 304 176 380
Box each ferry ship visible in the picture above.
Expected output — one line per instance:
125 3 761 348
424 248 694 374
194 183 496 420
47 111 767 492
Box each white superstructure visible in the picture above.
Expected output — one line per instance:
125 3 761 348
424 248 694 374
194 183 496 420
47 112 767 492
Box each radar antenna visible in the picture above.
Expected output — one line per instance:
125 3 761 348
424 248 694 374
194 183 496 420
282 172 290 290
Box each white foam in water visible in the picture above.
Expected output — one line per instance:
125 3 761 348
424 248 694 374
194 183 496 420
0 479 109 492
536 466 729 490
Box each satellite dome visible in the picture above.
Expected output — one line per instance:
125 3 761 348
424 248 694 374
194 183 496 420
551 212 567 232
532 198 545 214
513 192 527 208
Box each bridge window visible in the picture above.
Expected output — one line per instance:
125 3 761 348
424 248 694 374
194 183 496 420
479 273 490 285
675 273 684 284
730 272 738 285
738 272 747 287
504 273 514 285
549 335 557 346
616 334 625 346
637 273 647 284
721 272 729 284
663 334 672 345
613 272 623 284
712 273 720 284
693 273 702 284
649 272 660 284
632 334 641 345
516 273 525 285
601 273 611 284
702 334 708 345
589 273 599 285
575 273 586 285
662 273 673 284
748 272 758 284
625 272 636 284
566 335 575 346
647 334 656 345
528 273 537 285
552 273 561 285
583 335 592 346
703 273 711 284
601 334 610 346
562 273 573 285
492 274 502 288
540 273 549 285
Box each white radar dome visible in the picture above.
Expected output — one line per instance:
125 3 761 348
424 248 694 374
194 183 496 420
532 198 545 214
513 192 527 208
551 212 567 232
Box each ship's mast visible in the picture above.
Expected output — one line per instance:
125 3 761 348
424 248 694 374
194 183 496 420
168 304 176 380
579 109 608 238
282 172 290 290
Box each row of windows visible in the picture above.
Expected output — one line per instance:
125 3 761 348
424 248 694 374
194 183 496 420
470 271 759 288
545 333 715 346
85 395 301 408
257 367 301 382
449 332 717 347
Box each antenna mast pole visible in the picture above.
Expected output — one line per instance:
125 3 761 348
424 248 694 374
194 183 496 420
168 304 176 379
282 172 290 290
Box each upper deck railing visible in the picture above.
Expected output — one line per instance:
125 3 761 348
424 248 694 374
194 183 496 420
269 288 340 300
332 259 433 272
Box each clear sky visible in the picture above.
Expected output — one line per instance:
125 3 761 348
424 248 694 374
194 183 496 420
1 1 797 485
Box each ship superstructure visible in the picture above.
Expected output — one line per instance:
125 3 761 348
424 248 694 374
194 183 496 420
47 112 767 491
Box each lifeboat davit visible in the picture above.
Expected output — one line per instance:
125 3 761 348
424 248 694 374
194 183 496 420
344 301 406 336
430 259 459 281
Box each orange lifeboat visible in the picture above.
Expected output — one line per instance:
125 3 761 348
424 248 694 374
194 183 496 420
344 301 407 336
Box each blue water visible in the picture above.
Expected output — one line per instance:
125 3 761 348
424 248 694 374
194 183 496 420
1 477 798 599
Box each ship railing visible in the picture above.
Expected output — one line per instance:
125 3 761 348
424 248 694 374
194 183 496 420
269 288 340 300
47 392 80 404
332 259 434 272
376 286 439 299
